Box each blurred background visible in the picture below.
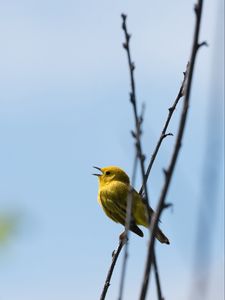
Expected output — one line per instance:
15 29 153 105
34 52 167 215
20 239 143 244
0 1 224 300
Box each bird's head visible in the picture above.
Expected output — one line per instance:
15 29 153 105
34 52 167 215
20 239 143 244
93 166 130 186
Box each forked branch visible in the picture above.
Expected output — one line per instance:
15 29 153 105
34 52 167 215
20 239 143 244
139 1 205 299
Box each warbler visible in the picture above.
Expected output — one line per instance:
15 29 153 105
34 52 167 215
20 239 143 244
93 166 169 244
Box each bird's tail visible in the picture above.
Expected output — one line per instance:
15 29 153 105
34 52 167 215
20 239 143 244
156 227 170 244
130 222 144 237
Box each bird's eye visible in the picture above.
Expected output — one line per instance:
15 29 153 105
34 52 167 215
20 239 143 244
105 171 111 175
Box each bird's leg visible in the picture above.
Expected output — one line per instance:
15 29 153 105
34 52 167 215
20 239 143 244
119 230 128 245
111 231 128 258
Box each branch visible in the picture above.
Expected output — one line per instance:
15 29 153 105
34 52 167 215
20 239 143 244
120 14 164 300
139 1 205 299
100 239 125 300
153 252 164 300
121 13 150 208
118 157 138 300
139 64 189 196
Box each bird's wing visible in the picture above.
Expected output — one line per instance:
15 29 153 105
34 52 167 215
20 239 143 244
131 188 153 212
99 190 127 224
99 190 144 237
131 187 163 225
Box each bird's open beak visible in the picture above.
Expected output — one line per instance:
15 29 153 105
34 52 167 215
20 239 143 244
92 166 102 176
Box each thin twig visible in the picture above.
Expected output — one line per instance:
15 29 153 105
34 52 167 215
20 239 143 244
139 64 189 196
118 156 138 300
153 252 164 300
121 13 150 208
139 1 205 299
121 14 164 300
100 239 125 300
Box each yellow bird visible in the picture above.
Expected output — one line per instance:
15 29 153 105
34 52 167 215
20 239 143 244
93 166 169 244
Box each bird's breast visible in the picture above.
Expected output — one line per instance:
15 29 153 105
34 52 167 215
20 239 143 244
97 181 129 205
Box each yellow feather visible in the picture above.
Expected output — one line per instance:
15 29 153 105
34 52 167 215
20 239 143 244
94 166 170 244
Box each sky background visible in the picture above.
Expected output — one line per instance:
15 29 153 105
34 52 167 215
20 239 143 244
0 1 224 300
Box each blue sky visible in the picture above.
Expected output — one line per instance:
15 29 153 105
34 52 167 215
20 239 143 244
0 1 224 300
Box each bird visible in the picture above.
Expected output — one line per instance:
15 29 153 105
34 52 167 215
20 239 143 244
93 165 170 244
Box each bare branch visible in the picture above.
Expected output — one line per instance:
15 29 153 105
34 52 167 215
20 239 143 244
139 1 205 299
118 157 138 300
121 14 164 300
139 63 189 196
100 239 126 300
153 252 164 300
121 13 150 208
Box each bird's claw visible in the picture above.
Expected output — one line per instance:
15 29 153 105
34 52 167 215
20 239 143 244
119 231 128 244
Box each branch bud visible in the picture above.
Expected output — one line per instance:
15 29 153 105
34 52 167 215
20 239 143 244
130 93 135 104
131 130 136 138
163 168 168 177
121 14 127 21
123 42 128 49
131 62 135 71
